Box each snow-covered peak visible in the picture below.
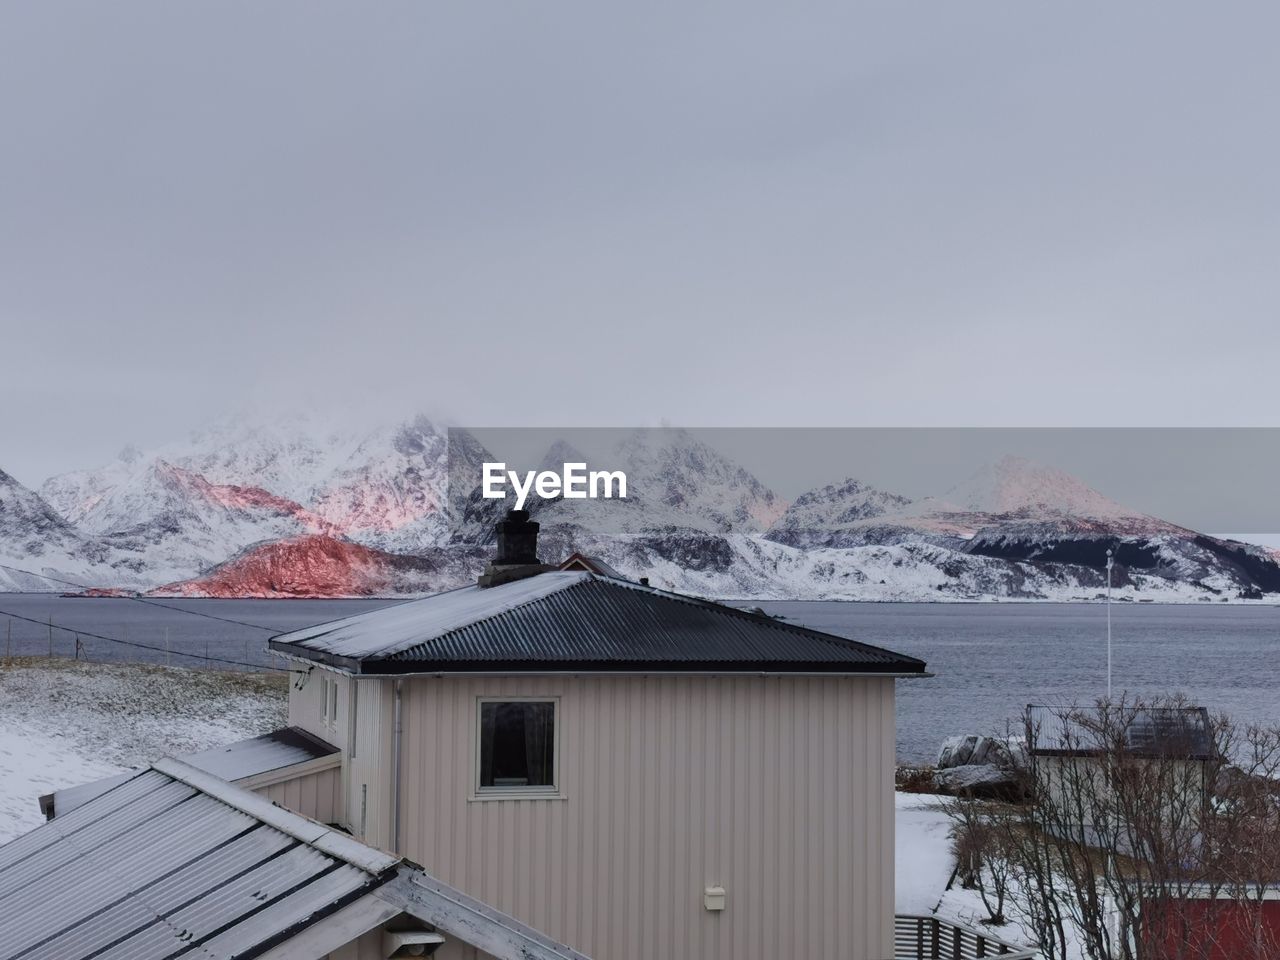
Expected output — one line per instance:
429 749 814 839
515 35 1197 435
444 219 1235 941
0 467 115 590
0 468 83 546
938 456 1148 522
611 427 787 533
537 438 591 473
765 477 912 549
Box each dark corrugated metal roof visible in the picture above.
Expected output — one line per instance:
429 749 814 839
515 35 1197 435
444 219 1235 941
271 572 927 675
0 760 394 960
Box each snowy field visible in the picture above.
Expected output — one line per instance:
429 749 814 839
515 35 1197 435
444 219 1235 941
0 657 286 843
897 792 1042 951
898 792 1086 958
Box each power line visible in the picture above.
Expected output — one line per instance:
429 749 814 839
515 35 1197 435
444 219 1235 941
0 561 278 632
0 606 273 671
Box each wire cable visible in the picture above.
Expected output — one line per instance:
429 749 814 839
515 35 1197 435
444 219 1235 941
0 606 273 671
0 561 278 632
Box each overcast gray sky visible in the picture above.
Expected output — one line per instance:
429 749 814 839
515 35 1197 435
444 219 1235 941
2 2 1278 487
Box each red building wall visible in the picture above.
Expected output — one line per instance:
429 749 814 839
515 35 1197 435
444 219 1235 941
1150 899 1280 960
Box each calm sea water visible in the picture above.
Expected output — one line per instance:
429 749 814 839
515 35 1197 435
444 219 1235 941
754 600 1280 763
0 594 1276 764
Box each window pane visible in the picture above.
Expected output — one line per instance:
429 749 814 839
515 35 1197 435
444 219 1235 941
479 701 555 789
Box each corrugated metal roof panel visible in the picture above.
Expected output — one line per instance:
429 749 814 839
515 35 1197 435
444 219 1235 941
1 761 601 960
25 828 295 960
0 769 160 871
0 765 393 960
181 726 339 781
271 572 927 674
200 864 371 956
49 727 339 821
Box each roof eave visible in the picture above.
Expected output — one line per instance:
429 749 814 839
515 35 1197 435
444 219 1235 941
321 657 929 677
270 639 367 674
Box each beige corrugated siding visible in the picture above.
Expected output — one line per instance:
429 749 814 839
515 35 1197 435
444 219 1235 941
349 677 395 848
392 674 896 960
288 666 349 753
256 765 345 824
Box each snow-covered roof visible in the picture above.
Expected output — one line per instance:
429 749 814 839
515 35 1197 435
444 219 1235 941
270 570 929 675
275 571 591 659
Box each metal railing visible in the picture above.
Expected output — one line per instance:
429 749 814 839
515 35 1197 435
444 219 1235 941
894 914 1038 960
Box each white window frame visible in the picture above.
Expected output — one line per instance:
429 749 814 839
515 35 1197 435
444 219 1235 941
319 675 339 731
472 696 563 801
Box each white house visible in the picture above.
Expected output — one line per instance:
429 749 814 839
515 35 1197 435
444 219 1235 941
266 510 928 960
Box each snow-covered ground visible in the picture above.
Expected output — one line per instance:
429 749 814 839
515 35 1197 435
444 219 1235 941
896 792 961 916
898 791 1089 959
0 657 286 843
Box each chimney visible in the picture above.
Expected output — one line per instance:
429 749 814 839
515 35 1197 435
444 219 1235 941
478 509 556 587
494 509 541 565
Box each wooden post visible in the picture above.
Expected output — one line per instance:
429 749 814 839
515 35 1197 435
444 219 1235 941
48 615 53 657
5 619 10 659
165 627 170 667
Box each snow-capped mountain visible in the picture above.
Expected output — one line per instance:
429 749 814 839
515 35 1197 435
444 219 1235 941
451 428 787 544
41 414 466 582
0 469 114 591
157 535 486 599
612 427 787 533
549 533 1218 602
766 478 912 548
42 413 353 527
91 460 335 585
942 456 1154 521
13 420 1280 601
764 456 1279 599
306 416 452 554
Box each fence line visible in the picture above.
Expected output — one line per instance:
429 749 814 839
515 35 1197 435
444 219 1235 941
0 609 282 672
893 914 1038 960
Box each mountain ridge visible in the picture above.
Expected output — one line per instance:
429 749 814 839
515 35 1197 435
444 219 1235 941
12 415 1279 602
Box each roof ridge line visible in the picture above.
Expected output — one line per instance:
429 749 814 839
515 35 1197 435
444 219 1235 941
153 758 400 875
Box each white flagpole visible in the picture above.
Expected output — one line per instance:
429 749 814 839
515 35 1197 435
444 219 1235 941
1106 548 1113 700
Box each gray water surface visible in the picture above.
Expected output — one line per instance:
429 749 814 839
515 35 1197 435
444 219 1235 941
754 601 1280 763
1 595 1275 764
